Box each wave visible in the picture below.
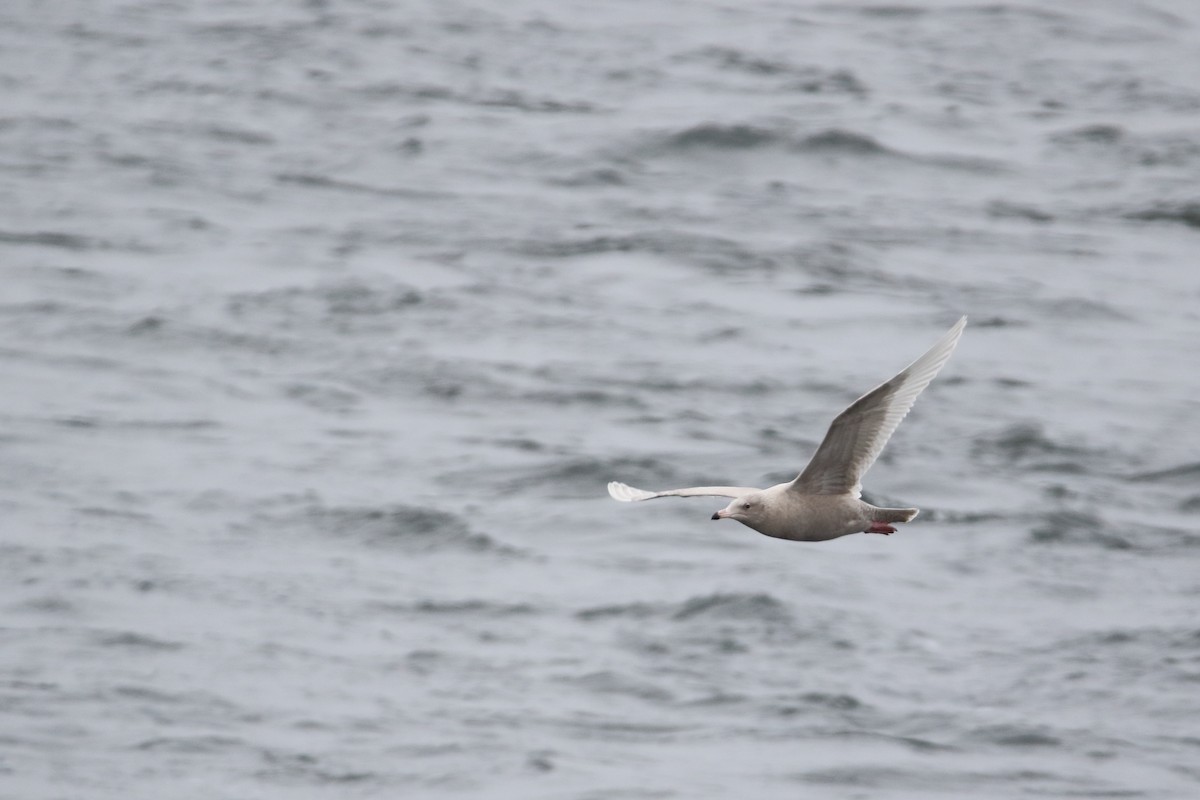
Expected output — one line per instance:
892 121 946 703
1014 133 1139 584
0 229 96 251
1051 124 1200 169
971 422 1101 472
1050 122 1125 145
663 122 783 150
791 129 892 156
407 599 536 616
965 723 1063 749
1029 510 1131 549
786 691 865 712
94 631 184 651
509 229 775 273
652 124 894 159
122 314 298 357
987 200 1055 223
274 172 446 200
576 601 663 621
299 503 520 555
1126 201 1200 229
577 593 792 622
494 455 682 499
1038 296 1132 321
258 747 380 785
546 167 626 187
568 670 675 704
1128 461 1200 484
351 81 595 113
1026 510 1197 551
226 280 428 336
136 734 246 753
672 592 792 623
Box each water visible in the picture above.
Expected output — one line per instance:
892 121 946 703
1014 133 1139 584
2 1 1200 797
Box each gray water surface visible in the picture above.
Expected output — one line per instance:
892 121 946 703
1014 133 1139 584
2 1 1200 798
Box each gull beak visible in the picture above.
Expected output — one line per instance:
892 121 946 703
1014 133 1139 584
711 509 729 520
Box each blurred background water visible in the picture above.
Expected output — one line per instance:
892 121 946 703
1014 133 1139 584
2 1 1199 797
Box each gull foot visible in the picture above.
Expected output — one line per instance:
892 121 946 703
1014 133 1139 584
866 522 896 535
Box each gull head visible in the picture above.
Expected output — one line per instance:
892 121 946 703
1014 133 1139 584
712 493 766 526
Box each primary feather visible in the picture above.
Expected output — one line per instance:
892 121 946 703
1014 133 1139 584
789 316 966 498
606 482 756 502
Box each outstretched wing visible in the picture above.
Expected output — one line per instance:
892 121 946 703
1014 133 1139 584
607 481 758 503
790 316 966 498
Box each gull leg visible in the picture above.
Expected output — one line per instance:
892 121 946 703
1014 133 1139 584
866 522 896 535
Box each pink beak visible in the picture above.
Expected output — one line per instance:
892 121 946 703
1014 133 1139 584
711 509 730 520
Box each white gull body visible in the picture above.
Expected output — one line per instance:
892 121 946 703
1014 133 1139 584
607 317 966 542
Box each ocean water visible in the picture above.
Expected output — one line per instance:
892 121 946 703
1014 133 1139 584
2 1 1200 798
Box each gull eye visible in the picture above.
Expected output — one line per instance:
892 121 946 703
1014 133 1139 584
743 502 752 510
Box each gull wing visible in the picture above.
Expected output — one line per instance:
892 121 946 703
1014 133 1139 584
607 481 758 502
789 316 966 498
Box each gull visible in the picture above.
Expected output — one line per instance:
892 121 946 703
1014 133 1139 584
607 316 966 541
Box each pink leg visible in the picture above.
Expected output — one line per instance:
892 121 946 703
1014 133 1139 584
866 522 896 535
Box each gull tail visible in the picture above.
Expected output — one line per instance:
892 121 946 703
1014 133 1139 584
874 507 919 524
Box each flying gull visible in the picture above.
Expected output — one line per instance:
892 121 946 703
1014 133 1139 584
607 316 966 541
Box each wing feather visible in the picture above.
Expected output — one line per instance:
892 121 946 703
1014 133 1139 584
607 481 758 502
790 316 966 497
